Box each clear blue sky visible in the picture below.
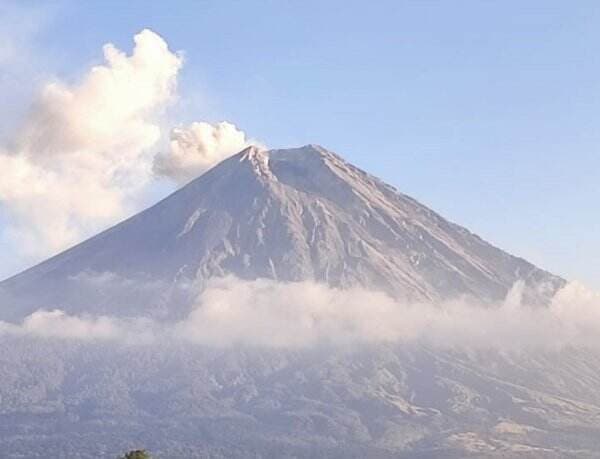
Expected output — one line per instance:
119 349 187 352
1 0 600 288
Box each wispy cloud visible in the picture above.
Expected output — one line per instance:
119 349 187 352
0 1 57 140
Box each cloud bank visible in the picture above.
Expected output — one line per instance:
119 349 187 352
2 277 600 351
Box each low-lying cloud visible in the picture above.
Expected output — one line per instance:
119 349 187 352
2 277 600 351
0 308 156 344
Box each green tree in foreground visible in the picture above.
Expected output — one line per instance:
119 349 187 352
119 450 151 459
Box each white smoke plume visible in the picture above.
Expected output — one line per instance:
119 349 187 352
0 29 256 267
153 121 253 184
0 29 182 257
2 276 600 351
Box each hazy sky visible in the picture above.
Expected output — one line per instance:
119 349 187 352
0 0 599 288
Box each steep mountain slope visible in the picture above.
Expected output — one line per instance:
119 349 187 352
0 145 562 320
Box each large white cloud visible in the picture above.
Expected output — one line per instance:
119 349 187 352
0 29 182 258
16 29 181 157
153 121 252 183
0 29 258 268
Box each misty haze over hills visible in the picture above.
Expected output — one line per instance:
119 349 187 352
1 146 600 458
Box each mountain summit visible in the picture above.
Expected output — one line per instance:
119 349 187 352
0 145 562 320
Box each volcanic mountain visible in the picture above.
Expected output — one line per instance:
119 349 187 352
0 144 562 320
4 145 600 459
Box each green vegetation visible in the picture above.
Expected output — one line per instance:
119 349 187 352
119 450 151 459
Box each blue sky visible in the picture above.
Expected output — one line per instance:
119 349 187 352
1 0 599 288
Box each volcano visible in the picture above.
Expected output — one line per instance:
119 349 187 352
3 145 600 459
0 144 562 320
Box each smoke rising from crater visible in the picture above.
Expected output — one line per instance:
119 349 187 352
153 121 254 184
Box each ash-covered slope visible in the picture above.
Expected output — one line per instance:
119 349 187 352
0 145 562 320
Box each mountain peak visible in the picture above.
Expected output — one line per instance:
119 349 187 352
238 144 265 160
235 144 338 165
233 144 274 181
203 144 346 189
235 144 336 165
269 144 341 163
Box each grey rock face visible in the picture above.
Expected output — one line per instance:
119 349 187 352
0 145 562 320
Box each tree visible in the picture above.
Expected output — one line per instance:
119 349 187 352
119 450 151 459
